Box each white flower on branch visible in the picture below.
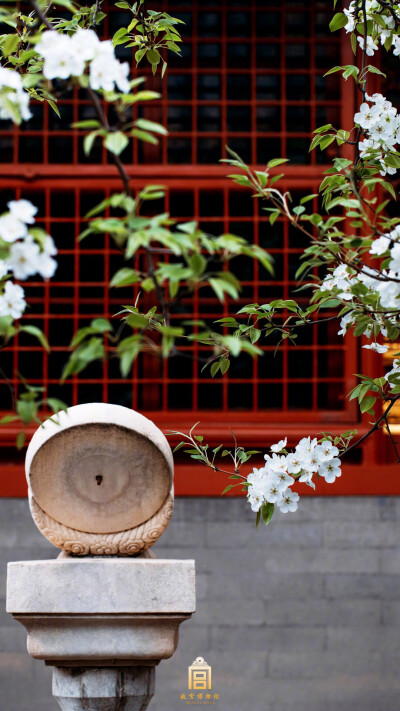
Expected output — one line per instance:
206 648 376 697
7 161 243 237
357 35 378 56
338 311 356 337
369 235 391 256
385 358 400 388
0 214 27 243
277 489 299 514
0 66 32 124
36 30 131 95
319 458 342 483
7 237 41 280
8 199 37 225
0 281 26 319
270 437 287 453
362 342 389 353
315 441 339 462
0 200 57 285
0 259 8 279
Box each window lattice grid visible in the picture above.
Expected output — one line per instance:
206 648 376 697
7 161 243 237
0 1 343 167
0 180 353 417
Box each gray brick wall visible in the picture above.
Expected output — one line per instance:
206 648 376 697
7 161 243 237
1 497 399 711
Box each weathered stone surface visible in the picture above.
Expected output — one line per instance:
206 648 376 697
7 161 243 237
25 403 175 554
53 666 154 711
7 558 196 614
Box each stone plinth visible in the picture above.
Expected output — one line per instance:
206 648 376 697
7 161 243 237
7 403 196 710
7 557 195 665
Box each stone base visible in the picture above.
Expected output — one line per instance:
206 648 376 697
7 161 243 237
53 666 154 711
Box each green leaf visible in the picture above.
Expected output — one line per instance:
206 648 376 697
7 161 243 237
147 48 161 66
313 124 333 134
19 325 50 353
261 502 275 526
91 318 112 333
360 396 376 414
329 12 348 31
110 268 141 288
46 398 68 414
189 253 207 276
104 131 129 156
112 27 128 47
125 312 149 328
2 33 19 57
71 120 101 129
16 431 26 450
220 358 230 375
84 130 101 156
16 399 37 425
52 0 77 13
267 158 289 169
221 485 234 495
0 414 19 424
135 118 168 135
210 361 220 378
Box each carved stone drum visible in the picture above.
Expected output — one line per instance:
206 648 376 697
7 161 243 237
25 403 174 555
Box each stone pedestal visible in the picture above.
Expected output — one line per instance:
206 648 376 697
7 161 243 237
7 556 195 709
6 404 196 710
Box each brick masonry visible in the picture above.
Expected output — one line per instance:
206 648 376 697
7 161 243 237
1 496 400 711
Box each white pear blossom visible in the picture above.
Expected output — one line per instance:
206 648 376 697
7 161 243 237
298 470 316 490
264 477 284 504
315 441 339 462
369 235 391 256
7 199 38 225
357 35 378 56
270 437 287 453
0 66 32 124
0 259 8 278
295 436 318 455
389 243 400 272
6 237 40 280
0 199 57 287
275 470 295 491
35 235 57 279
393 34 400 56
385 358 400 388
338 311 356 337
277 489 299 514
35 29 131 94
0 214 27 243
70 28 99 62
248 493 263 512
362 342 389 353
319 458 342 484
266 453 288 473
286 452 303 475
0 281 26 319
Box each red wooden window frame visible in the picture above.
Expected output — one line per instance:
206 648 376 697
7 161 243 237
0 2 398 496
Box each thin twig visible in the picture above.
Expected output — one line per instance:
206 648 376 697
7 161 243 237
344 394 400 456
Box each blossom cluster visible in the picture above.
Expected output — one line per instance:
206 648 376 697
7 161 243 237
247 437 341 515
0 200 57 320
0 66 31 125
321 236 400 349
344 1 398 55
36 29 130 93
385 356 400 389
355 93 400 176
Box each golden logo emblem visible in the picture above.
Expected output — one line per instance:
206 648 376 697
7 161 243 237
188 656 212 690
